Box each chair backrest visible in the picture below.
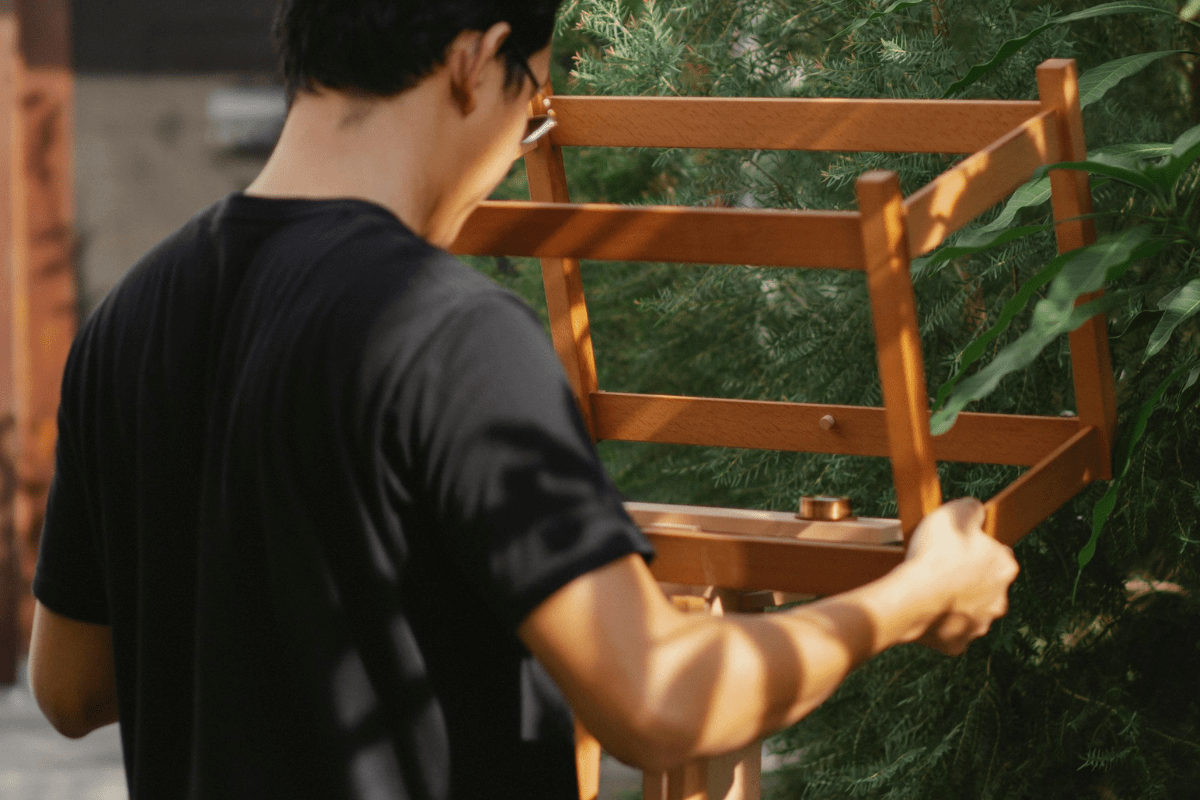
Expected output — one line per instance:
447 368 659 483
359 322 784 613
453 58 1114 548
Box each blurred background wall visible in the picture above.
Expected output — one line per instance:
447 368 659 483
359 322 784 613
72 0 282 313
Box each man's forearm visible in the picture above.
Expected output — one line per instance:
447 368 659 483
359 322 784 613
524 499 1016 772
643 558 943 762
29 602 120 739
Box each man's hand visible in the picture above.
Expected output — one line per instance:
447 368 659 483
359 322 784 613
904 497 1020 655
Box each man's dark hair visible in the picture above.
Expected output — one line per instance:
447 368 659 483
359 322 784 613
274 0 561 102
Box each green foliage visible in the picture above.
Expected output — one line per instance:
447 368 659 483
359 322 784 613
941 1 1191 96
474 0 1200 796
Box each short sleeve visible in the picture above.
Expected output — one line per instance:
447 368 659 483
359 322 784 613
403 292 653 630
33 411 110 625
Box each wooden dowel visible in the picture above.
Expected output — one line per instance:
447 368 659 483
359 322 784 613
454 202 864 270
592 391 1082 466
905 110 1059 257
857 171 941 536
548 97 1042 154
1037 59 1116 478
983 424 1105 545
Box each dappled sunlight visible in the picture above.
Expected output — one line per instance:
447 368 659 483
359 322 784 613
452 201 864 269
905 110 1059 258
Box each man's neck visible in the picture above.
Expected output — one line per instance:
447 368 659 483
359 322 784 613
245 84 453 243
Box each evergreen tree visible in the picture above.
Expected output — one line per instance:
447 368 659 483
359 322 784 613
470 1 1200 795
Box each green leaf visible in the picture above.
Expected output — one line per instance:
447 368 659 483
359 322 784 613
932 244 1069 410
1076 362 1194 584
1040 155 1164 197
932 228 1165 433
943 3 1177 97
913 224 1049 275
942 23 1055 96
1090 142 1173 160
1143 122 1200 192
1183 0 1200 20
829 0 927 41
976 177 1051 234
913 145 1163 276
1145 279 1200 359
960 143 1165 237
1055 1 1178 23
1077 51 1189 109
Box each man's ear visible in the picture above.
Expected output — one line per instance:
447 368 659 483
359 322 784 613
446 22 513 117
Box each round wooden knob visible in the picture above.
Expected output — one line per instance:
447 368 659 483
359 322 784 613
798 495 854 521
819 415 836 430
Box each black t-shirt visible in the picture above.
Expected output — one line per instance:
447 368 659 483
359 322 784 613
33 194 653 800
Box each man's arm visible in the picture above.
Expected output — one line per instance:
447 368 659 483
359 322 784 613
28 601 119 739
518 497 1017 771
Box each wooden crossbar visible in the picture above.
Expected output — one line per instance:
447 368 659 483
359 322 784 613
453 202 864 269
983 424 1106 546
644 527 905 596
591 392 1085 466
548 97 1043 154
906 110 1060 257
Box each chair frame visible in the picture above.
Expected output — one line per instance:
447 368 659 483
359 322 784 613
452 58 1115 800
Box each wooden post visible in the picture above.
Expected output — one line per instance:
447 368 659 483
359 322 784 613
12 0 77 653
1037 59 1115 478
857 171 941 536
522 86 601 437
0 6 22 687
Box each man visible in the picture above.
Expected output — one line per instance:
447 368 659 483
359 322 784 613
27 1 1018 798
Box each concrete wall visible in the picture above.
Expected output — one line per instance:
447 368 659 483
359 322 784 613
75 76 271 313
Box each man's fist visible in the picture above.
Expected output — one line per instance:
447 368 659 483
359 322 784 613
904 498 1020 655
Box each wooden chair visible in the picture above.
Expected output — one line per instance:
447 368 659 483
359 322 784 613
452 58 1114 800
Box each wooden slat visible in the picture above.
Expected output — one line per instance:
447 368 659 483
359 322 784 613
983 424 1104 546
523 85 601 437
1038 59 1116 478
644 529 905 596
593 392 1082 466
905 110 1059 257
453 202 864 270
549 96 1043 154
858 172 941 536
0 11 20 687
625 502 902 545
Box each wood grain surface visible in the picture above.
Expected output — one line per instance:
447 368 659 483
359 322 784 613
454 202 865 270
548 96 1042 154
